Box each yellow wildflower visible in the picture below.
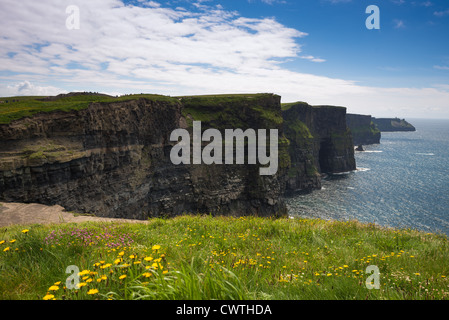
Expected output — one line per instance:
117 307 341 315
119 274 127 280
48 285 59 291
78 270 90 276
3 247 10 252
22 229 29 234
43 294 55 300
87 289 99 295
152 245 161 251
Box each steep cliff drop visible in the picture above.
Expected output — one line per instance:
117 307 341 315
372 117 416 132
0 93 357 219
346 114 381 145
0 93 288 219
282 102 356 194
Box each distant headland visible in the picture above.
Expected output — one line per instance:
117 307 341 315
372 117 416 132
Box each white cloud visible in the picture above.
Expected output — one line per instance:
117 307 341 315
434 8 449 17
393 19 406 28
0 0 448 119
434 65 449 70
0 81 67 96
299 55 326 63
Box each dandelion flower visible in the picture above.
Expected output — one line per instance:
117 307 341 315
87 289 99 295
77 282 87 288
48 285 59 291
9 239 16 243
43 294 55 300
152 245 161 251
22 229 29 234
78 270 90 276
3 247 10 252
119 274 127 280
144 256 153 262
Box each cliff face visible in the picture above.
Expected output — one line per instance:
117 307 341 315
0 98 186 219
372 118 416 132
0 94 287 218
0 93 356 219
282 102 356 193
346 114 381 145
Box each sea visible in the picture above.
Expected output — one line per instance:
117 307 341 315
285 118 449 236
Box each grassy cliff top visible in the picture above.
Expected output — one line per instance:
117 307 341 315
179 93 283 129
0 93 179 124
1 214 448 300
281 101 346 112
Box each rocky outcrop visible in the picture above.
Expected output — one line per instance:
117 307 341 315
346 114 381 145
0 97 185 219
0 93 357 219
282 102 356 193
0 94 288 219
372 117 416 132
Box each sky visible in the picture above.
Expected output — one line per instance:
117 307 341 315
0 0 449 118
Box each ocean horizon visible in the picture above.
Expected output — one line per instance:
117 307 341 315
286 118 449 236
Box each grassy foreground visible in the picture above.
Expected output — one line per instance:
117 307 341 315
1 215 448 300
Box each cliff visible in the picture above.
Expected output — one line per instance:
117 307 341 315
346 114 381 145
0 93 356 219
372 117 416 132
282 102 356 193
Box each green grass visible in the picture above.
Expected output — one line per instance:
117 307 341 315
1 215 448 300
179 93 282 129
0 93 179 124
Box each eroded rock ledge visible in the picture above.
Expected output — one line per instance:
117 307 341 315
0 93 356 219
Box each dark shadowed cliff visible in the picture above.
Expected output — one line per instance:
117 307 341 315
372 117 416 132
346 114 381 145
282 102 356 194
0 93 356 219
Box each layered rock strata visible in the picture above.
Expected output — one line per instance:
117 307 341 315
0 94 357 219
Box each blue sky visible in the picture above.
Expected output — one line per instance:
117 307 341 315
1 0 449 118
